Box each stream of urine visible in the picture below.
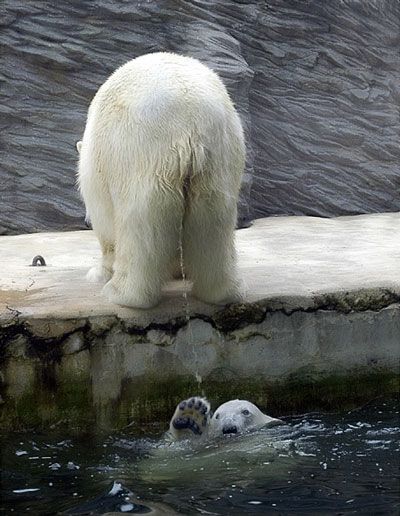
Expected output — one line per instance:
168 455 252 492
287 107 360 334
178 228 203 389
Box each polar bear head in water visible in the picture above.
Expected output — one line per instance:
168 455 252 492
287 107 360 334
168 397 283 441
208 399 282 438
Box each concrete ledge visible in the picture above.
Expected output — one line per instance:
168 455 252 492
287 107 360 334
0 213 399 431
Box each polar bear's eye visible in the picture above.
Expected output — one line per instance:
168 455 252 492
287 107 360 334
215 413 220 419
242 409 250 416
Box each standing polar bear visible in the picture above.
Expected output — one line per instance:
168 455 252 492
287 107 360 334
78 52 245 308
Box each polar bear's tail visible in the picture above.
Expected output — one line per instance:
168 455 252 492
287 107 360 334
159 137 208 206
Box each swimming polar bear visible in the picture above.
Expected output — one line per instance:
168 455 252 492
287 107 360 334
77 52 245 309
132 396 290 484
167 396 283 441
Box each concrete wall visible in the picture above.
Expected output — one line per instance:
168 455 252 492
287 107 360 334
1 303 399 431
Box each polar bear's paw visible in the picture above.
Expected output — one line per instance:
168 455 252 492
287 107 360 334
170 397 210 437
86 265 113 284
102 278 161 309
192 281 243 306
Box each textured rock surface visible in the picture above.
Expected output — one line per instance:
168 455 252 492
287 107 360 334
1 0 399 234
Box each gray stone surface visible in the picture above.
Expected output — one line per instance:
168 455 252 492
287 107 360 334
0 213 399 322
1 1 399 234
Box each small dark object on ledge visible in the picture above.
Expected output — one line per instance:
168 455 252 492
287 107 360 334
31 255 46 266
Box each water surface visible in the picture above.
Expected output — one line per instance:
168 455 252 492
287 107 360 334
1 396 399 515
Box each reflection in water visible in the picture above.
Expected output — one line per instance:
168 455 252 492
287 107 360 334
1 396 399 515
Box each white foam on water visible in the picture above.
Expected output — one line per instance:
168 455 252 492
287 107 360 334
13 488 40 494
120 503 134 512
108 481 123 495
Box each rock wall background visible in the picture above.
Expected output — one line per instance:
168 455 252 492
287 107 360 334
1 0 399 234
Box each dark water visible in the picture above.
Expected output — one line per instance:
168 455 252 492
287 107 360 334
1 396 399 515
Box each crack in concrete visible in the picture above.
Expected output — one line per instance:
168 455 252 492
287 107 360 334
121 288 400 336
25 278 35 291
5 305 21 318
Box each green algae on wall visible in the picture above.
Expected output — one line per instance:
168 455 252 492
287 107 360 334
1 297 399 433
0 366 398 433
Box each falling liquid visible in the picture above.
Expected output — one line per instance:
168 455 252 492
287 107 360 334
178 224 203 391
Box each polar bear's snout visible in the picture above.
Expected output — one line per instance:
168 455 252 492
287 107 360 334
212 410 251 437
222 424 238 435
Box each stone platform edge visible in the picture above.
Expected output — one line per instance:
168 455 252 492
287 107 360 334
1 287 399 433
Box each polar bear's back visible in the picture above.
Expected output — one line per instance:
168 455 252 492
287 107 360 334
83 53 244 189
94 52 234 131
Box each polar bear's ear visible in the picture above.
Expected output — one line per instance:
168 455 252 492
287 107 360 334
76 141 82 154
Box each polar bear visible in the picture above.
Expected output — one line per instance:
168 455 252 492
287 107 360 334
77 52 245 308
167 396 283 441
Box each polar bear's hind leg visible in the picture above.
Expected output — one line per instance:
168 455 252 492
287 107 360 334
184 191 241 305
102 180 184 308
78 147 116 285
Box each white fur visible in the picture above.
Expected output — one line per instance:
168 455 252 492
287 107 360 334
208 399 282 438
77 52 245 308
168 397 282 441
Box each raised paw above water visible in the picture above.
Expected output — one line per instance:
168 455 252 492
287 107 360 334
169 396 210 439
